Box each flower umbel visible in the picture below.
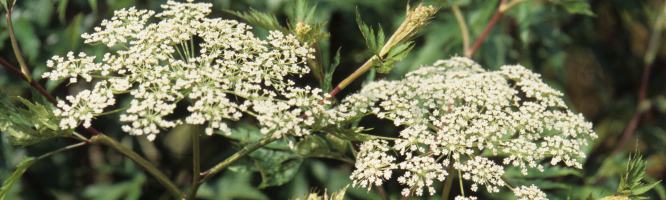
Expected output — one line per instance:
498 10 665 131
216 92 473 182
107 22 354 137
43 1 317 141
343 57 596 197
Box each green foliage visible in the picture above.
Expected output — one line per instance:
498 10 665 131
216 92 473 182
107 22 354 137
377 42 413 73
223 124 358 188
322 48 341 92
223 124 302 188
82 174 145 200
355 10 385 54
550 0 594 16
615 154 662 199
355 10 415 74
287 0 329 44
0 96 69 146
196 171 269 200
1 0 665 199
0 157 34 199
227 9 287 32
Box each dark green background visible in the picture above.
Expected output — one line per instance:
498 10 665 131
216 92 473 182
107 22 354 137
1 0 665 199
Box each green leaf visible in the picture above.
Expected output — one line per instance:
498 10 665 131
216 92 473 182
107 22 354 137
294 134 351 163
615 153 661 199
376 42 414 74
251 147 303 188
0 157 35 199
197 171 269 200
222 124 302 188
322 48 341 92
632 181 662 196
13 20 40 61
550 0 595 16
289 0 318 24
355 9 385 54
0 96 70 146
227 9 287 32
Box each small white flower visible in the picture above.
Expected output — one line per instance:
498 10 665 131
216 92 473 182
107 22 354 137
350 140 397 189
514 185 548 200
454 196 478 200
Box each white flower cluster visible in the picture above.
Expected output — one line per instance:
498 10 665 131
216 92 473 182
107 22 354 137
454 196 478 200
342 57 596 197
397 156 448 196
43 0 320 141
350 140 396 189
514 185 548 200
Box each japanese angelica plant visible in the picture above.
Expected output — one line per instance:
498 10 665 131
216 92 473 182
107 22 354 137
1 0 597 199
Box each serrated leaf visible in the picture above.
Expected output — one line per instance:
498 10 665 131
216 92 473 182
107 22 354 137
355 9 385 54
615 153 661 199
227 9 287 32
0 157 35 199
0 96 70 146
322 48 341 92
289 0 318 24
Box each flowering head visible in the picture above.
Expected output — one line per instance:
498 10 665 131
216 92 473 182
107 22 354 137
341 57 596 198
43 1 320 141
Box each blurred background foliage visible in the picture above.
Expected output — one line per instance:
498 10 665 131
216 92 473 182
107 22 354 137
1 0 666 199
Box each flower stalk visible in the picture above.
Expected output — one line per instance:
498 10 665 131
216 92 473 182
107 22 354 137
465 0 524 57
199 136 277 183
91 134 183 198
327 4 438 98
4 5 31 81
187 132 202 199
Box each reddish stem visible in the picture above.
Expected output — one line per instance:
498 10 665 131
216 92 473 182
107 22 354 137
613 62 654 154
465 0 507 57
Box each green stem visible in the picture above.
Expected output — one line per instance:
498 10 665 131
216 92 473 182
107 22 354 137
199 136 277 183
98 107 128 116
451 5 470 54
186 132 202 199
5 9 31 81
36 142 87 161
91 134 183 198
458 169 465 196
441 165 455 200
